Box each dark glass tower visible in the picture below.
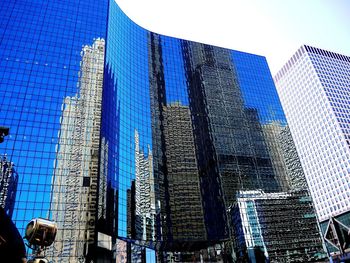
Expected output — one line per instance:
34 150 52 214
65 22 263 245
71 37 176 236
0 0 323 262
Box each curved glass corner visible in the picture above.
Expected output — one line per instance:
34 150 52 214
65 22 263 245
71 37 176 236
0 0 322 262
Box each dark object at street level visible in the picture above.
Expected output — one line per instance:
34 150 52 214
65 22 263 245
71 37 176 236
0 206 27 262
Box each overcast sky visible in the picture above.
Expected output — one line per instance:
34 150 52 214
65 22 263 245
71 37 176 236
116 0 350 75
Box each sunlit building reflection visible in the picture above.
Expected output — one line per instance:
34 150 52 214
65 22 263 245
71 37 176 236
0 155 18 218
48 39 105 262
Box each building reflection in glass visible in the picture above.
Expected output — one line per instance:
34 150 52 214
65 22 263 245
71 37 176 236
0 155 18 219
48 38 105 262
134 129 156 241
0 0 324 262
103 11 323 258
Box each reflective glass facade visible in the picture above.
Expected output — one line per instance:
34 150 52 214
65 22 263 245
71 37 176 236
0 0 108 261
0 1 321 262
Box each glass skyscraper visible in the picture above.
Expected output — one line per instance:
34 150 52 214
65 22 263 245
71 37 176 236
1 1 323 262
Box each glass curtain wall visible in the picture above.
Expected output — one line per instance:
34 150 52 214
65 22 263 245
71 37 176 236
0 0 319 262
0 0 108 262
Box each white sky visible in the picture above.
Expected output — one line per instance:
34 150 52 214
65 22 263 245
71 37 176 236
116 0 350 75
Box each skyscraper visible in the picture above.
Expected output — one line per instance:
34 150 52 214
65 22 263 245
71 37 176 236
0 1 323 262
275 46 350 224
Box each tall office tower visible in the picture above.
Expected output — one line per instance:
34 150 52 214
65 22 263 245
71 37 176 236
0 1 322 262
274 46 350 227
0 156 18 218
231 190 325 262
48 39 105 262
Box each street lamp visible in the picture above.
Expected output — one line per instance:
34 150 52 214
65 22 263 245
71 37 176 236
24 218 58 263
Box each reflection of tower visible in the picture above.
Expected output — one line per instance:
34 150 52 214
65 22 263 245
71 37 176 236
182 42 280 241
49 38 105 262
186 44 280 199
262 122 289 191
98 137 108 220
262 122 308 191
279 126 308 190
162 103 206 242
0 156 18 218
148 33 168 243
116 239 128 263
134 130 156 241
